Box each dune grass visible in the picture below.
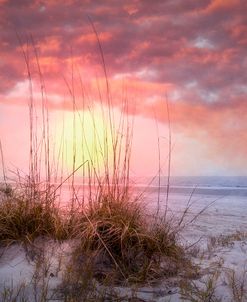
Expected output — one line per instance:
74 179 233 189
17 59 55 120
0 181 68 245
68 193 185 284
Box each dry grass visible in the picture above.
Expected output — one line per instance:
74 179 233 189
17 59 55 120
0 181 190 301
0 283 28 302
64 192 187 287
208 230 247 249
180 271 221 302
0 182 67 245
226 266 247 302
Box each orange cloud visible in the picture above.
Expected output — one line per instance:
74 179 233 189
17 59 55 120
77 32 112 44
206 0 241 12
38 37 61 53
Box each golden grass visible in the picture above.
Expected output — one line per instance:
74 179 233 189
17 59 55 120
64 192 186 285
180 271 221 302
0 182 67 245
0 181 187 286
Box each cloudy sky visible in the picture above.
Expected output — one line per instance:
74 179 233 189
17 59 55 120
0 0 247 177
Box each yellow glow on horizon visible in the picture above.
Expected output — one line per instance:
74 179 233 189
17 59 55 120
55 107 111 174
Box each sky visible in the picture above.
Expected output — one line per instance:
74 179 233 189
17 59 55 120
0 0 247 177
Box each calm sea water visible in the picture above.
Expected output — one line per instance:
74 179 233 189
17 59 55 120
133 176 247 196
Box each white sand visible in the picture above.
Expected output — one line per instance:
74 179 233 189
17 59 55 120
0 192 246 301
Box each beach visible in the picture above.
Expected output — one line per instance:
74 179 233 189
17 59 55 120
1 176 246 301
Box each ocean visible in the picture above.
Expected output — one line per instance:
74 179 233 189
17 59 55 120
133 176 247 196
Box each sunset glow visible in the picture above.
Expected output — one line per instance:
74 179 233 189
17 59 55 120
54 108 112 172
0 0 247 177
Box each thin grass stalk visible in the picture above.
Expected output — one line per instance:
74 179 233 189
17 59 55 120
153 110 161 218
177 186 198 227
187 196 225 225
122 111 134 198
88 17 122 196
18 37 34 184
31 35 51 191
48 161 88 199
77 69 86 204
164 92 171 220
63 70 102 189
95 75 110 187
87 16 115 142
71 51 77 211
0 140 7 185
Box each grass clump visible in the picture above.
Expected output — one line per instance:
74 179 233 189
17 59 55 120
180 271 221 302
0 181 67 245
68 192 186 285
226 266 247 302
208 231 247 249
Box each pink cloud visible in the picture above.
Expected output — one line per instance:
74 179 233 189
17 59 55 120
0 0 246 175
